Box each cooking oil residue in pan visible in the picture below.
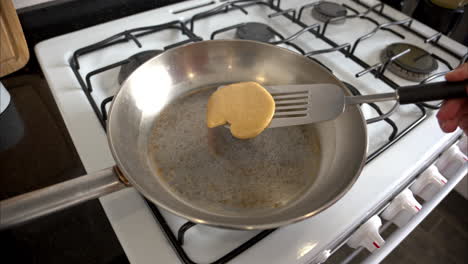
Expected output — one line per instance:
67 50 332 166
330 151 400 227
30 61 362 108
148 86 321 214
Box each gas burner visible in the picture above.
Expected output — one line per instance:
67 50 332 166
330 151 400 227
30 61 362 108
312 1 348 24
118 50 163 84
235 22 275 42
381 43 438 82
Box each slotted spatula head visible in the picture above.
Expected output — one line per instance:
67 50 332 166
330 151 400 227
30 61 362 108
266 84 346 128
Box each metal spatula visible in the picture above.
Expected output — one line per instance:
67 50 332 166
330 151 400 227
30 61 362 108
266 80 467 128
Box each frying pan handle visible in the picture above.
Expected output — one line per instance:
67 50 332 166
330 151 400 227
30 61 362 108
397 80 468 104
0 167 127 230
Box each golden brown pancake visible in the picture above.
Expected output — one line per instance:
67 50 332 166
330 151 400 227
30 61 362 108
206 82 275 139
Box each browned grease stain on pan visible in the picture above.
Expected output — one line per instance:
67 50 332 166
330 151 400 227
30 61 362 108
148 87 320 212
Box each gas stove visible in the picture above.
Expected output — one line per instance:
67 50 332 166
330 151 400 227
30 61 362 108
34 0 467 263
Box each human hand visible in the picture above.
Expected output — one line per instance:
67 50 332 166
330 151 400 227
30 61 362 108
436 63 468 134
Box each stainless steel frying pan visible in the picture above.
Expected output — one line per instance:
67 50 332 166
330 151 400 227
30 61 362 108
1 40 368 230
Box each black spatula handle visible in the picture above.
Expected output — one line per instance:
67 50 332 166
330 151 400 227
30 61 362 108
397 80 467 104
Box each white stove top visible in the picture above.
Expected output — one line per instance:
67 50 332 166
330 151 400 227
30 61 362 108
34 0 467 263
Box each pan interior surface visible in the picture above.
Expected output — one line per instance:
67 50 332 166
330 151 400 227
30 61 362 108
108 40 367 229
148 86 321 215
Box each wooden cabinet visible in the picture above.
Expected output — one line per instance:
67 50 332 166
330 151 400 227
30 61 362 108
0 0 29 77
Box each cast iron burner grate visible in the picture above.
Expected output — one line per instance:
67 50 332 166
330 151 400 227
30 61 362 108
69 20 202 129
147 202 275 264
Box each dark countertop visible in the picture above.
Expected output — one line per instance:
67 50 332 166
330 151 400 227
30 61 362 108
0 75 128 264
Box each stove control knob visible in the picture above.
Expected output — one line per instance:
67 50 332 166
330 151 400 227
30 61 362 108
381 189 422 227
458 135 467 156
347 215 385 252
410 165 447 201
436 145 467 179
313 249 331 264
